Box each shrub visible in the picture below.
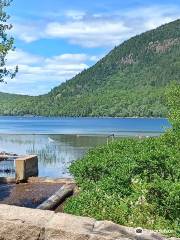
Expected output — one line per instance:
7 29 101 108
64 84 180 237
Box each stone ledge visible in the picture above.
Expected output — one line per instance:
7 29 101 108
0 204 179 240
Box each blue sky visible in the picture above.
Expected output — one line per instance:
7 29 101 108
2 0 180 95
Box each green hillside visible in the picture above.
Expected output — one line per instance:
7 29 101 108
0 19 180 117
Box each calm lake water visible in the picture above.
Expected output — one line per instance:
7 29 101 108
0 117 170 178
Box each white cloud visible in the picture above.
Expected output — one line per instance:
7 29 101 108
12 22 43 43
1 49 98 95
45 53 90 63
7 49 43 65
122 5 180 33
65 10 86 20
45 21 130 47
12 19 129 47
12 5 180 47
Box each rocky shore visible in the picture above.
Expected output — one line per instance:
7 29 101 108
0 204 179 240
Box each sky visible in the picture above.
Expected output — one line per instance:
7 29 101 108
1 0 180 95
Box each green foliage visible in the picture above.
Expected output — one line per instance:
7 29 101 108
0 0 17 82
166 84 180 131
0 20 180 116
64 84 180 237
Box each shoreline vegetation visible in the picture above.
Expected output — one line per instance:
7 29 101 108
64 84 180 237
0 115 168 119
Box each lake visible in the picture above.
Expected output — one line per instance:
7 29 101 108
0 117 170 178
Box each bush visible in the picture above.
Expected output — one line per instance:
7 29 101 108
64 84 180 237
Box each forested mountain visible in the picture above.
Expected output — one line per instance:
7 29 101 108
0 19 180 117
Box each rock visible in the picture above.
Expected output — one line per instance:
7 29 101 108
0 220 43 240
0 204 179 240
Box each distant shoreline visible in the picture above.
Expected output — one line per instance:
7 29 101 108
0 115 168 120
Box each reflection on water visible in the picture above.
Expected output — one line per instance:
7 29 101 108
0 135 107 178
0 159 15 178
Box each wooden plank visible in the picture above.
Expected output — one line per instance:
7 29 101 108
36 185 74 210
